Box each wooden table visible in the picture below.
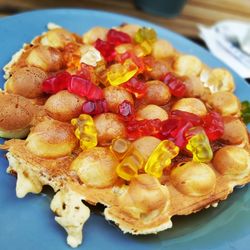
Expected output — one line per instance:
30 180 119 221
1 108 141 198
0 0 250 38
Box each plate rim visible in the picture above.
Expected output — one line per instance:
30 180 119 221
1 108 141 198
0 8 249 90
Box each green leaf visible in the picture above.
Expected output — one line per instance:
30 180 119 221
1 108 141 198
241 100 250 125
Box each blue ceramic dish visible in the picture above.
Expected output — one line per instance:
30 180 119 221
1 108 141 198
0 9 249 250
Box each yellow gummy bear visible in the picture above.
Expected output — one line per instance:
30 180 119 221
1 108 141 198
134 27 157 44
116 149 144 181
134 27 156 57
71 114 97 150
140 41 152 55
135 41 152 57
107 59 138 86
186 130 213 163
144 140 179 178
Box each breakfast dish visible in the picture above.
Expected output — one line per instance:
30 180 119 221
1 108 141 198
0 18 250 249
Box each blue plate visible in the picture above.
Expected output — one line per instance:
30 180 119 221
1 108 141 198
0 9 249 250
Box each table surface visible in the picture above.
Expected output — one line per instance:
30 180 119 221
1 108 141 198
0 0 250 38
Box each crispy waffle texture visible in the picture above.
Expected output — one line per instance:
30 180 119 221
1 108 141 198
0 23 250 248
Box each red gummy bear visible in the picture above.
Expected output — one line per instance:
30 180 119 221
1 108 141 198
122 77 147 98
82 99 108 115
160 110 202 148
42 71 71 94
107 29 132 46
172 122 193 148
160 118 193 148
95 39 116 62
160 110 223 147
163 72 186 97
42 71 104 100
203 111 224 141
68 75 104 100
171 110 202 126
126 119 162 140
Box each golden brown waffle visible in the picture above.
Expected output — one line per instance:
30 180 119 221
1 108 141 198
0 23 249 248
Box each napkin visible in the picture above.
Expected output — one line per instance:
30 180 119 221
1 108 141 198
198 20 250 78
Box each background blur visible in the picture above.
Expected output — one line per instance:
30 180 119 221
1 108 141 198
0 0 249 38
1 0 250 80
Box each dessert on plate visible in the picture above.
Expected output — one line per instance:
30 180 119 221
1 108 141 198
0 22 249 248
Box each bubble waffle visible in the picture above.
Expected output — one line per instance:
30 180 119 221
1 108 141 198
1 23 250 248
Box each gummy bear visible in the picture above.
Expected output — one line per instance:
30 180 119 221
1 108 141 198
71 114 98 150
116 149 144 181
144 140 179 178
160 118 180 139
134 27 157 44
42 71 104 100
110 138 132 160
94 61 109 86
107 59 138 86
80 46 102 67
160 110 203 148
134 41 152 57
77 63 98 84
42 71 71 94
163 72 186 97
68 75 104 100
127 119 162 140
117 52 145 74
118 100 135 121
185 127 213 163
107 29 132 46
122 77 147 98
94 39 116 62
160 118 193 148
171 122 193 148
82 99 108 115
171 110 202 126
202 111 224 141
133 27 156 58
